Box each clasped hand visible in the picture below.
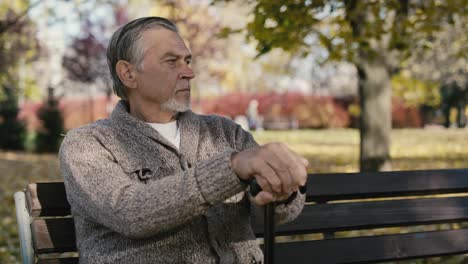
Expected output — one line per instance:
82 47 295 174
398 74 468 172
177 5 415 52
231 142 308 206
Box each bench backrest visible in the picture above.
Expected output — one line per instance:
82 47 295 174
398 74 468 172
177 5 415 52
15 169 468 264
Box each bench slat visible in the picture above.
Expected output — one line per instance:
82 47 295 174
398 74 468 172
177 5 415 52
26 182 71 217
32 218 76 254
27 169 468 218
37 258 79 264
273 228 468 263
306 169 468 202
254 196 468 236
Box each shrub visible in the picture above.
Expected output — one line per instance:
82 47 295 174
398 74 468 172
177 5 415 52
198 92 426 129
35 88 64 153
199 92 352 129
392 98 423 128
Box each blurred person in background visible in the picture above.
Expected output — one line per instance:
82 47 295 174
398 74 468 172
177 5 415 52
440 72 468 128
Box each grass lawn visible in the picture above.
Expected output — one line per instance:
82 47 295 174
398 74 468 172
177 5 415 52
1 128 468 263
253 128 468 172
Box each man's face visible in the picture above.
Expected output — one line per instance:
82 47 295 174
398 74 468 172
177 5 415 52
131 28 195 112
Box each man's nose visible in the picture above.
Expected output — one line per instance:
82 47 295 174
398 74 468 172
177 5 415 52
180 64 195 80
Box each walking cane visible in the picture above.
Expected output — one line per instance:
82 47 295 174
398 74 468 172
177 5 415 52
250 179 307 264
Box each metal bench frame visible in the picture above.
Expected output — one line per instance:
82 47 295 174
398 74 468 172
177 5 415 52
15 191 34 264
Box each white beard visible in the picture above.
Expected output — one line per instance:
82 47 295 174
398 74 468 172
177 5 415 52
160 96 191 113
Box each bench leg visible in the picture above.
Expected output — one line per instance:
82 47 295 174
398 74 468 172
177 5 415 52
14 191 34 264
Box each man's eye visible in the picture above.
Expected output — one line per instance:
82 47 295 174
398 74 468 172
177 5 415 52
166 59 176 64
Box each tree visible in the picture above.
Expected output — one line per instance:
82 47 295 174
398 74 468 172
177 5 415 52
241 0 466 171
404 14 466 88
0 1 39 151
61 2 128 122
62 27 108 84
61 2 124 86
395 15 467 127
0 1 40 99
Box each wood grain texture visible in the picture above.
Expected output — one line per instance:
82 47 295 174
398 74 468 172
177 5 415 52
32 218 76 254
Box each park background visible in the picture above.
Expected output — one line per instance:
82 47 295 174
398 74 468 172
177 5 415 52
0 0 467 263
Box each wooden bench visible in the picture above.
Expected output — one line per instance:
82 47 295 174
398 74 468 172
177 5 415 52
14 168 468 264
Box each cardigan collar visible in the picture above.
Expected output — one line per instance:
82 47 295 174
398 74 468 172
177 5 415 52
110 100 200 159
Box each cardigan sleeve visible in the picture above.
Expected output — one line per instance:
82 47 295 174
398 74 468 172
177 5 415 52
232 124 306 225
60 127 246 239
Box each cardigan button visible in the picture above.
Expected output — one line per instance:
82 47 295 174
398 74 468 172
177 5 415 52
250 257 260 264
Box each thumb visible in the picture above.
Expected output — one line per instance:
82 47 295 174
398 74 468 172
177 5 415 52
251 191 275 206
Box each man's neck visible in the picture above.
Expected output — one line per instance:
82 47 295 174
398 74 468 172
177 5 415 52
127 99 178 123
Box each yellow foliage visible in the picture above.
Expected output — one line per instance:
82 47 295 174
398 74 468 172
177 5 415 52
392 73 440 107
348 103 361 117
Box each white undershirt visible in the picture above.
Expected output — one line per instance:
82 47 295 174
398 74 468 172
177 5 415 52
146 121 180 150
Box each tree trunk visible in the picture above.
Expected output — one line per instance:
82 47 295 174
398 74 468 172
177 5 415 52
357 61 392 172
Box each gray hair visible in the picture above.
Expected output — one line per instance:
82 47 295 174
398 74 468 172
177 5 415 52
107 17 178 100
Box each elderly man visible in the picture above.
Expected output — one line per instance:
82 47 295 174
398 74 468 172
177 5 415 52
60 17 308 264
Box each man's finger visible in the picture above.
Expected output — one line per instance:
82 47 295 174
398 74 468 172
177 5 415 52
289 161 308 187
276 192 291 202
281 148 308 187
264 144 297 193
265 159 292 194
252 191 276 206
271 144 305 192
256 160 283 193
255 175 273 194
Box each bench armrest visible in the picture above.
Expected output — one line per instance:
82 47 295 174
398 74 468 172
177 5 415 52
15 191 34 264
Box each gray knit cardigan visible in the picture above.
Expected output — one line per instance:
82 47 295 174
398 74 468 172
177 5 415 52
59 100 305 264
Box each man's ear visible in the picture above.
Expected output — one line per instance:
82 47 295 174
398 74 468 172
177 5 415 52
116 60 137 89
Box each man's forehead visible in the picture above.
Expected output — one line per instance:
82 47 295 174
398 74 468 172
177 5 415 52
140 28 191 56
